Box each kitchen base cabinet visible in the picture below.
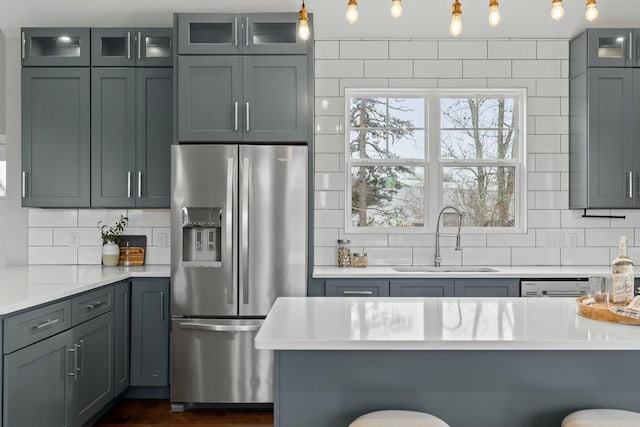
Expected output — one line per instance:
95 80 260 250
130 279 169 387
390 279 455 297
3 329 74 427
114 281 131 396
324 279 390 297
454 279 519 297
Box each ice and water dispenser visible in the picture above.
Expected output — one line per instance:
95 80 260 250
181 207 222 267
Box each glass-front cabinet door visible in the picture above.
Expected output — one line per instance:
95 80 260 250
177 13 242 55
91 28 136 66
587 28 636 68
22 28 90 66
244 13 308 55
137 28 173 67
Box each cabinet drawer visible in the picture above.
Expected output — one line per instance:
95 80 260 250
325 280 390 297
3 300 72 354
72 287 114 325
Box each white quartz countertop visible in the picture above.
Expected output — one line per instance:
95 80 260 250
313 265 617 278
255 297 640 351
0 265 170 315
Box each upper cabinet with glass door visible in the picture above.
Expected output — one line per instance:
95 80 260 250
586 29 639 68
91 28 172 67
22 28 90 66
177 13 308 55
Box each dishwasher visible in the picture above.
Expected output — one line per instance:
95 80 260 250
521 278 598 297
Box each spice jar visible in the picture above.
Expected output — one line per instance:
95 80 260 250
337 239 351 267
352 253 368 268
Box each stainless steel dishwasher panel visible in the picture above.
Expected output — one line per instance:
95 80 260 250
521 279 595 297
171 318 272 404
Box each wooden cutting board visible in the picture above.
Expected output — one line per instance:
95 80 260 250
116 235 147 266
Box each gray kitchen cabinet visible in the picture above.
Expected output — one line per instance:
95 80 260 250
3 329 74 427
21 27 90 67
177 55 243 142
114 281 131 396
390 279 454 297
177 13 307 55
21 67 91 207
130 279 169 387
92 67 172 208
178 55 307 143
92 28 173 67
72 312 114 427
454 279 520 297
325 280 390 297
585 28 639 69
242 55 308 142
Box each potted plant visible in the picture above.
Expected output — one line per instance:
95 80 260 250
97 215 128 266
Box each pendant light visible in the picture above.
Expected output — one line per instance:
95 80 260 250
488 0 501 27
346 0 359 24
390 0 403 18
551 0 565 21
298 1 310 41
585 0 599 21
450 0 462 37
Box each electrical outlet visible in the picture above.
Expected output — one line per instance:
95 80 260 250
156 232 167 248
546 232 564 248
69 232 79 248
565 233 578 248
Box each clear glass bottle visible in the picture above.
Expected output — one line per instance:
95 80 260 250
612 236 634 304
337 239 351 267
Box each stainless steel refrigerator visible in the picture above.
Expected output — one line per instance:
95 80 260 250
170 144 307 409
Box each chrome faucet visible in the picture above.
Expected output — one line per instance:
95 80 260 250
435 206 463 267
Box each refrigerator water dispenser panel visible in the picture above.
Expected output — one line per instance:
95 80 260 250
181 207 222 267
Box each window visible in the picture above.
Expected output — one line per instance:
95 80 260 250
345 89 526 233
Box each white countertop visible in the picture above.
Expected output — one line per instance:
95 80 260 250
0 265 170 315
255 297 640 351
313 265 616 278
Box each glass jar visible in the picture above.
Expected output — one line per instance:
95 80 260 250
337 239 351 267
352 253 368 268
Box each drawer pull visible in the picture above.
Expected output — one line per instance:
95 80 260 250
343 290 374 295
86 301 105 310
32 318 60 330
68 347 77 380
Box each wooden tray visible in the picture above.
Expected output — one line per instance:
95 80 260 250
116 235 146 266
576 294 640 325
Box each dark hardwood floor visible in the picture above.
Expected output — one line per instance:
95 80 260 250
94 400 274 427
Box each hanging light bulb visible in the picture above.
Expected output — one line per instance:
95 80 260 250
449 0 462 37
585 0 599 21
488 0 501 27
298 2 310 41
346 0 359 24
551 0 565 21
390 0 403 18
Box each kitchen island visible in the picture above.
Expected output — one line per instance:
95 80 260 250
255 297 640 427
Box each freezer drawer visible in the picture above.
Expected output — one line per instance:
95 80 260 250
171 318 272 404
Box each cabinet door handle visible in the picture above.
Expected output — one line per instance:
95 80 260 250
21 32 26 59
77 341 84 376
629 32 634 60
234 102 239 131
137 171 142 198
343 290 374 295
22 171 26 198
86 301 105 310
32 318 60 330
160 291 165 321
73 345 79 381
629 171 634 199
245 102 250 132
245 17 250 47
137 31 142 59
127 32 131 59
127 171 132 198
234 17 238 47
68 347 76 379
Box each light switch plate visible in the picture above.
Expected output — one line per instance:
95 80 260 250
69 232 79 248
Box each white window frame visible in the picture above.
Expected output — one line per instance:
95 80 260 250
344 88 527 234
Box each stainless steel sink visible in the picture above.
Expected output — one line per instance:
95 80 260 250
393 266 498 273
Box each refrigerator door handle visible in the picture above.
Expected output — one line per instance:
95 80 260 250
241 157 250 305
226 157 235 305
178 322 261 333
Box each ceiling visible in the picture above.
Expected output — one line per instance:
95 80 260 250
1 0 640 40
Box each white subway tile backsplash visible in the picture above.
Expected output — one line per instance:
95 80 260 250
561 247 609 266
365 247 412 266
314 247 337 266
528 97 561 116
412 247 461 266
463 60 511 78
314 41 340 59
315 172 344 191
340 41 389 59
536 79 568 97
437 79 487 88
537 41 569 60
127 210 170 228
29 247 78 264
389 233 433 246
511 247 559 265
487 231 535 247
535 191 568 210
414 60 462 78
463 247 511 266
29 228 53 246
513 60 562 78
146 247 171 265
528 210 561 228
528 173 561 191
315 79 340 97
561 210 610 228
586 229 634 247
488 78 536 94
389 41 438 59
315 153 341 172
389 78 438 88
315 116 342 135
439 41 487 59
341 233 389 247
314 228 339 247
535 154 568 172
315 97 345 116
315 210 344 228
77 247 102 265
78 209 127 228
528 135 561 153
29 209 77 227
365 60 413 78
316 60 364 78
315 135 345 153
54 228 101 247
488 40 537 59
315 191 341 209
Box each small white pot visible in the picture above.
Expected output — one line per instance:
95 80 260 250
102 242 120 267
